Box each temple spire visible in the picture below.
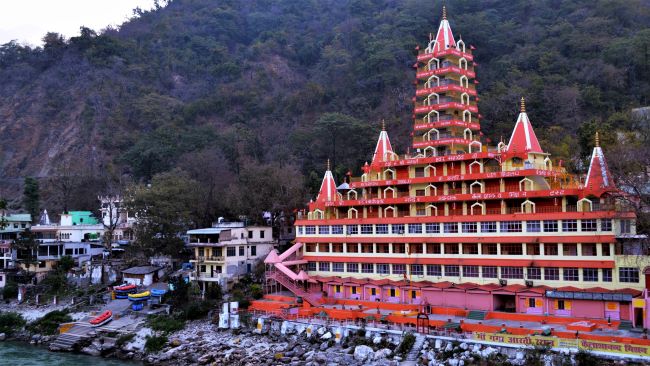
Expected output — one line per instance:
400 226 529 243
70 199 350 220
371 122 394 166
585 135 615 194
506 98 543 155
595 131 600 147
442 5 447 20
315 160 337 204
520 97 526 113
432 5 456 53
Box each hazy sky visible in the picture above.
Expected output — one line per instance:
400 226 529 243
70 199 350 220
0 0 156 46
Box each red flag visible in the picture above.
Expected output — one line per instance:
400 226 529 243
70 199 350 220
470 45 476 50
346 171 352 176
474 80 479 84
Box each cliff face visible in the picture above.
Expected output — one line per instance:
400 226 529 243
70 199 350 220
0 0 648 202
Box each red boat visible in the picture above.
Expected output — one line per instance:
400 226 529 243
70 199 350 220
114 284 137 292
89 310 113 327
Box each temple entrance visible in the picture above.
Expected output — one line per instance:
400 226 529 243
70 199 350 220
416 313 430 334
493 294 516 313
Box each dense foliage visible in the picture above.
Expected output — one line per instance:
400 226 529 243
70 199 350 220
0 312 26 335
0 0 648 225
26 310 72 335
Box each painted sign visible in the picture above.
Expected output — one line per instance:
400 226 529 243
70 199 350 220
473 332 650 357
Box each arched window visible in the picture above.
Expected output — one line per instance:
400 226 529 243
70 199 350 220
347 208 358 219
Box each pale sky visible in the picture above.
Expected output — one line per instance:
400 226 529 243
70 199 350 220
0 0 157 46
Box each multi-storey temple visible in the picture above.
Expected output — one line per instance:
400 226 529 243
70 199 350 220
262 7 650 330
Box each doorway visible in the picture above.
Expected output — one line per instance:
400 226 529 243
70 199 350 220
494 294 516 312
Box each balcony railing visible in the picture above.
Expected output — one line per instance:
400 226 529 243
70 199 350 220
193 256 225 262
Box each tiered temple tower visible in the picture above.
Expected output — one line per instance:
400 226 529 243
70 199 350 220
264 7 649 329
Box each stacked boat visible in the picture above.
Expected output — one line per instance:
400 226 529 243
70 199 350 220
114 284 137 299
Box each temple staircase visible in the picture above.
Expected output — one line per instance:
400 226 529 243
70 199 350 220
266 270 321 306
405 333 427 363
264 242 322 306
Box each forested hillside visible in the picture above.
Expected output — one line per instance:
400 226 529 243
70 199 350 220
0 0 649 222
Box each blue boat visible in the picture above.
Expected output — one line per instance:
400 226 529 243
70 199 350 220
151 288 167 297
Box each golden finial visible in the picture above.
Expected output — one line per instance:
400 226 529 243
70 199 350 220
442 5 447 20
595 131 600 147
520 97 526 113
326 159 331 171
381 119 386 131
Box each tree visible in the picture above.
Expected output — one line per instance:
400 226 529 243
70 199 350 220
22 177 39 222
13 228 38 273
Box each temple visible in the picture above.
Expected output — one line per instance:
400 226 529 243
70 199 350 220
259 7 650 331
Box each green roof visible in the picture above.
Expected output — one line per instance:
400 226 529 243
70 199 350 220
69 211 99 225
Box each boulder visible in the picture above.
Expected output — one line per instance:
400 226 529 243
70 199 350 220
321 332 332 340
445 342 453 352
434 339 442 349
373 336 382 344
320 342 329 351
353 345 374 362
374 348 392 360
170 338 182 347
481 347 497 358
471 344 481 353
459 342 468 350
448 359 459 366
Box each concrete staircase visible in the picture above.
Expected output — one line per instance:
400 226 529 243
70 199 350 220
618 320 633 331
405 333 426 363
467 310 487 321
267 271 321 306
49 324 93 351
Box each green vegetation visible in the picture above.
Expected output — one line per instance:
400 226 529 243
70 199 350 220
0 312 26 335
147 315 185 334
2 282 18 300
396 332 416 357
27 310 72 335
144 334 168 353
0 0 647 232
116 333 136 347
22 177 39 220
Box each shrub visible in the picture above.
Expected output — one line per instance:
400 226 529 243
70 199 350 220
0 312 26 335
147 315 185 334
145 334 168 353
250 284 263 299
182 301 211 320
397 332 416 356
27 310 72 335
116 333 136 347
2 283 17 299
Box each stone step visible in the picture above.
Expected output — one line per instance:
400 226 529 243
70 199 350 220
467 310 487 321
405 334 426 362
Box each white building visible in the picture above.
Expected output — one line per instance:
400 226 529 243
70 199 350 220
187 221 275 291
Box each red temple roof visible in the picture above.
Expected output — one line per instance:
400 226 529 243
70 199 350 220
371 126 394 166
506 99 543 156
584 135 616 195
432 6 456 54
315 162 338 204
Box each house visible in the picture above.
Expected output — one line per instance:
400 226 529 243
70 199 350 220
99 196 136 245
0 213 31 288
187 221 275 292
122 266 164 287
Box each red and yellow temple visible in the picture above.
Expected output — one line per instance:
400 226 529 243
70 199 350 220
260 6 650 332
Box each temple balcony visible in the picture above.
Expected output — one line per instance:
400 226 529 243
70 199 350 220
414 102 479 115
415 83 477 96
416 66 476 80
416 48 474 62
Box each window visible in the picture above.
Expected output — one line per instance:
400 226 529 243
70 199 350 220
317 243 329 253
526 221 541 232
544 243 558 256
463 265 479 277
462 222 477 233
347 263 359 273
305 226 316 234
260 230 265 238
332 263 344 272
347 225 358 235
620 220 632 234
563 268 579 281
393 243 406 254
601 243 611 256
332 225 344 234
544 267 559 281
426 243 441 254
248 230 254 239
376 224 388 234
482 243 497 255
361 263 374 273
501 243 523 255
408 223 422 234
198 248 204 257
250 245 257 256
528 298 537 308
376 243 389 253
527 267 541 280
391 224 405 234
444 243 459 254
619 267 639 283
481 221 497 233
351 287 358 295
563 244 578 256
411 264 424 276
318 225 330 234
500 221 522 232
581 219 597 232
427 264 442 276
393 264 406 275
410 243 423 254
602 268 612 282
543 220 558 232
482 266 498 278
370 288 377 296
361 243 373 253
319 262 330 271
583 268 598 282
239 246 245 256
200 265 206 272
526 243 540 256
463 243 479 254
601 219 612 232
582 243 597 256
377 264 390 274
334 285 342 293
389 288 397 297
360 224 373 234
415 167 425 177
501 267 524 279
445 265 460 277
443 222 458 233
307 262 316 271
562 220 578 232
557 300 566 310
346 243 358 253
227 247 236 257
425 223 440 233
